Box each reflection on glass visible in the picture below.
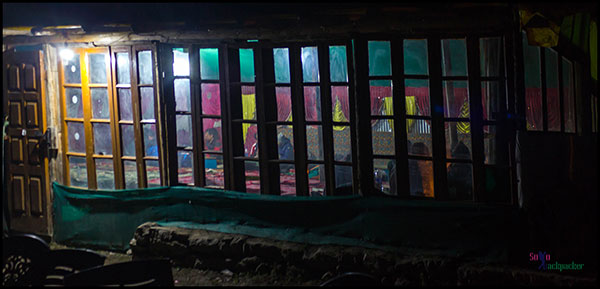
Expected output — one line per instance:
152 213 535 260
407 120 432 157
370 80 393 116
374 158 394 195
245 161 260 194
242 86 256 120
173 48 189 77
372 122 394 155
484 125 496 165
177 150 193 185
66 87 83 118
176 115 193 148
118 89 133 121
447 162 473 200
201 83 221 115
408 159 434 197
481 81 500 121
243 124 258 157
143 124 158 157
273 48 290 83
200 48 219 80
304 86 321 121
239 48 255 82
203 118 222 151
545 48 560 131
480 37 502 77
116 52 130 84
445 121 471 160
368 41 391 77
331 86 349 122
306 125 324 160
205 154 224 188
89 53 107 84
140 87 155 120
174 79 191 112
123 160 138 189
443 81 469 118
329 46 348 82
120 124 135 156
405 79 430 116
93 123 112 155
441 39 467 76
137 50 153 84
334 165 353 191
95 158 114 190
404 39 428 75
308 163 325 196
276 87 292 121
277 125 294 160
69 156 87 188
280 164 295 196
63 53 81 84
91 88 110 119
67 122 85 153
301 46 319 82
333 126 351 161
146 160 160 187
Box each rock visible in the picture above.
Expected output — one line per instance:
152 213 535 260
255 263 270 274
236 256 260 272
126 249 132 255
321 271 333 280
221 269 233 276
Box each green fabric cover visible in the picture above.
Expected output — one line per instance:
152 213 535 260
52 182 518 261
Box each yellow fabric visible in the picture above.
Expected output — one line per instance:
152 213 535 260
457 99 471 134
332 97 348 131
520 9 560 47
242 94 256 141
383 96 394 130
405 96 416 130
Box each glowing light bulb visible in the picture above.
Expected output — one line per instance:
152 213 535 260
60 49 74 61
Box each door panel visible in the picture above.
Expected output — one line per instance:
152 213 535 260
3 49 50 236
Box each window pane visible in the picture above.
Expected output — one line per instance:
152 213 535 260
372 121 394 155
331 86 349 121
145 160 160 187
441 39 468 76
173 48 189 77
245 161 260 194
203 118 222 151
273 48 291 84
545 48 560 131
443 81 469 118
88 53 107 84
69 156 87 188
445 122 471 160
562 57 576 133
63 53 81 84
373 158 393 195
484 125 496 165
407 119 432 157
277 125 294 160
329 45 348 82
480 37 502 77
447 162 473 200
116 52 130 84
143 124 158 157
301 46 319 82
308 163 325 196
201 83 221 115
242 86 256 120
405 79 430 116
65 87 83 118
67 122 85 153
306 125 323 161
304 86 321 121
280 164 296 196
176 115 193 148
334 165 353 191
243 124 258 157
333 126 351 162
120 124 136 156
276 87 292 121
200 48 219 80
93 123 112 155
123 160 138 189
404 39 428 75
95 158 114 190
523 33 542 131
239 48 255 83
91 88 110 119
177 150 194 185
368 41 391 76
205 154 224 188
408 159 434 197
174 78 191 112
370 80 393 116
481 81 500 121
137 50 153 85
118 89 132 121
140 87 155 120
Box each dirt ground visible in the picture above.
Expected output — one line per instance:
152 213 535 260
49 242 322 286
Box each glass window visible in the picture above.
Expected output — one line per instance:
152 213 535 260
200 48 219 80
368 41 391 76
65 88 83 118
301 46 320 82
137 51 153 84
273 48 291 83
116 53 130 84
329 46 348 82
63 54 81 84
545 48 560 131
441 39 468 76
173 48 190 77
118 89 133 121
95 159 115 190
91 88 110 119
89 53 107 84
239 48 255 82
522 33 542 131
562 57 576 133
69 156 87 188
404 39 428 75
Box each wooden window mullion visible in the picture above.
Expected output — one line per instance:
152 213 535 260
540 48 548 132
189 45 205 187
226 47 246 192
391 37 410 197
219 44 233 190
290 44 309 196
317 43 335 196
254 46 271 194
159 44 178 186
107 46 123 189
428 36 448 201
80 50 97 189
345 40 360 196
130 47 147 187
467 36 485 202
260 46 281 195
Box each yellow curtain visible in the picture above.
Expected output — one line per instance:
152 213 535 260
383 97 394 129
457 99 471 134
333 97 348 131
405 96 416 130
242 94 256 141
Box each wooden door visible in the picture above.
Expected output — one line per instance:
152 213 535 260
3 49 50 236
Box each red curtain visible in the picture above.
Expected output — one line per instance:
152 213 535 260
526 88 543 130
